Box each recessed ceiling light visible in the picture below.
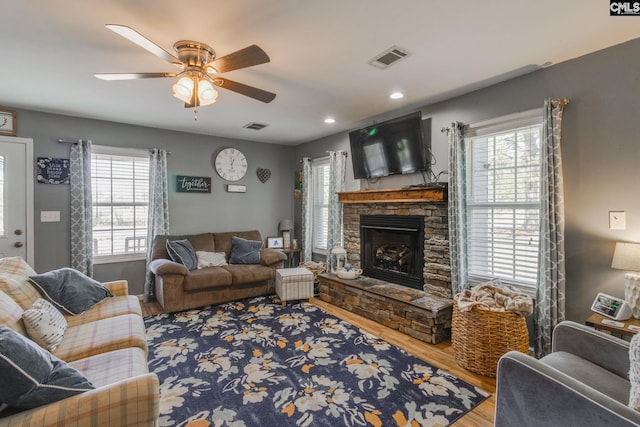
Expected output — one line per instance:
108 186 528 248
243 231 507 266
324 117 336 124
390 92 404 100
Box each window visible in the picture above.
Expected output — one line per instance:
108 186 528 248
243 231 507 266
91 146 150 261
0 154 4 237
311 158 330 254
465 112 543 289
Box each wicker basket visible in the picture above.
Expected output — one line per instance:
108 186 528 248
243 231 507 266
298 262 326 283
452 300 529 377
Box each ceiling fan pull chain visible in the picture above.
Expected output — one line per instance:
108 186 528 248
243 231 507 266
194 107 198 121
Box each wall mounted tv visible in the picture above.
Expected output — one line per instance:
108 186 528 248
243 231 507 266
349 111 429 179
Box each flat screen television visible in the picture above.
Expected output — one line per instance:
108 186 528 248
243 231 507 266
349 112 428 179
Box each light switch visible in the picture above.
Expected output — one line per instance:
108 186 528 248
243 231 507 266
41 211 60 222
609 211 626 230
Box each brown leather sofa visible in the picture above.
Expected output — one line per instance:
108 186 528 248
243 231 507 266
148 230 286 313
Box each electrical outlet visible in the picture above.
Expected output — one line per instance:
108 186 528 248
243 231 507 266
609 211 626 230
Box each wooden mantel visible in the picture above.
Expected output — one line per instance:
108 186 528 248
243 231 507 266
338 184 447 204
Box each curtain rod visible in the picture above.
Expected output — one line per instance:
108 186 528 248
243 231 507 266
440 98 571 135
57 138 171 155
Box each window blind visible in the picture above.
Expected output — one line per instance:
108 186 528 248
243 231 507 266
466 122 542 288
312 161 330 252
91 150 150 257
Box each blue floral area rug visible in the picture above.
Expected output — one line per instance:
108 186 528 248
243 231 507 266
144 296 489 426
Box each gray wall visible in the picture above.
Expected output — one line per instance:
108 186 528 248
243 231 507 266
12 36 640 322
16 110 294 295
294 37 640 323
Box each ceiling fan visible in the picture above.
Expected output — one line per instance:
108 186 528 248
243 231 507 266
95 24 276 111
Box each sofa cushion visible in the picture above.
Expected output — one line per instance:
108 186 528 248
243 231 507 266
69 347 149 388
196 251 228 268
229 236 263 264
22 298 67 351
53 314 148 362
542 350 630 405
151 233 215 262
28 268 113 315
0 326 94 409
166 239 198 270
0 289 27 335
213 230 262 256
223 264 274 285
64 294 143 328
0 256 41 310
183 267 233 291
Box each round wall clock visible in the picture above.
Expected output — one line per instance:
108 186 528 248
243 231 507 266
215 148 248 182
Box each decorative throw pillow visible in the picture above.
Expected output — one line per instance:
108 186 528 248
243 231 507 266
0 326 94 409
229 236 263 264
166 239 198 270
22 298 68 351
630 332 640 409
196 251 228 269
28 268 113 315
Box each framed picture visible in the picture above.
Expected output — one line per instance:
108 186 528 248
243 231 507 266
266 236 284 249
0 109 16 136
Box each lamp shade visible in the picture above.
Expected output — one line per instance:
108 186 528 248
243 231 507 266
611 242 640 272
279 219 293 231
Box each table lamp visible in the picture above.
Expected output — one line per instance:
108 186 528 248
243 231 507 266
611 242 640 318
279 219 293 248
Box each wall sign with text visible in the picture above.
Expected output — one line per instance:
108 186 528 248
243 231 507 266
176 175 212 193
37 157 70 184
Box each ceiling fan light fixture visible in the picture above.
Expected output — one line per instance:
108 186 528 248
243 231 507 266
173 76 195 102
198 79 218 105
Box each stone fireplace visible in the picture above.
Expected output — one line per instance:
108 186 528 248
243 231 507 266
316 185 453 344
341 185 452 298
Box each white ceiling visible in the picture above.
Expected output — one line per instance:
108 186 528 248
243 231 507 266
2 1 639 145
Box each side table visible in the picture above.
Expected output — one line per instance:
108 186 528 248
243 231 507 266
280 248 301 268
585 313 640 340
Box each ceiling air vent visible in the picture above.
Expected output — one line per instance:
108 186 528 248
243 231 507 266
243 122 268 130
368 46 410 69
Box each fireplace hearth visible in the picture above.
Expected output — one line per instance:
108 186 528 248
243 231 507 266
360 215 424 290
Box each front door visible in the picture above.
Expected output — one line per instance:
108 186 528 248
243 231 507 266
0 136 33 263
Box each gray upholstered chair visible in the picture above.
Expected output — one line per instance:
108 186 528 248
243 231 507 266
495 321 640 427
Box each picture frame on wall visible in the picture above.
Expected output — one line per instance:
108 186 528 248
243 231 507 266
0 109 17 136
266 236 284 249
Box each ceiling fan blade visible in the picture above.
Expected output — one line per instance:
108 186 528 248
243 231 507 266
106 24 182 67
94 72 177 80
211 45 270 73
213 78 276 103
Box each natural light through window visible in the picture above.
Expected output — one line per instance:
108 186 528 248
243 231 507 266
466 119 542 288
312 159 330 253
91 148 149 259
0 154 4 237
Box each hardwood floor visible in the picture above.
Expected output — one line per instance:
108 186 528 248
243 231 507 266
140 297 496 426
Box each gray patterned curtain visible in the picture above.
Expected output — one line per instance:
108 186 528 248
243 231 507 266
447 123 467 296
535 98 567 357
301 158 313 262
326 151 347 272
70 140 93 276
144 149 170 302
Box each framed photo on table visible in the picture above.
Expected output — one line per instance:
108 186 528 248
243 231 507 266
0 109 17 136
267 237 284 249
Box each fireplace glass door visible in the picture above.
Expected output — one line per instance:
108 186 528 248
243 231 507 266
360 215 424 290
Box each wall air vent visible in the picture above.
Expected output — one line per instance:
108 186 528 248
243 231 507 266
243 122 268 130
368 46 410 69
